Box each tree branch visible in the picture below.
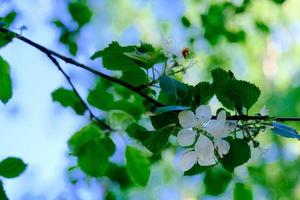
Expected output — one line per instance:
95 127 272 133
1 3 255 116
0 27 164 107
214 115 300 122
2 28 300 123
47 54 112 131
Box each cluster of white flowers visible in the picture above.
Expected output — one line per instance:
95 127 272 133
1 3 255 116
177 105 237 171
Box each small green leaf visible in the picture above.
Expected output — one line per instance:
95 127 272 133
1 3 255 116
159 75 188 100
0 11 17 28
91 42 148 86
204 165 232 195
0 181 8 200
225 80 260 110
194 81 215 105
0 56 12 104
87 79 114 110
77 140 109 177
68 124 103 155
124 42 166 69
150 112 178 130
181 16 191 28
142 126 174 154
126 123 148 141
220 139 251 172
68 2 92 28
0 157 27 178
233 182 253 200
106 163 132 189
52 87 86 115
125 146 151 186
211 68 235 110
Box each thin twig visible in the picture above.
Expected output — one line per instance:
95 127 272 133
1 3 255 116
0 27 164 107
47 54 112 131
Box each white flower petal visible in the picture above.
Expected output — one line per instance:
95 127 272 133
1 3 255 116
195 135 214 156
198 155 217 166
195 105 212 124
205 120 225 138
260 105 269 116
178 111 197 128
179 150 197 171
177 129 197 146
217 110 227 123
215 139 230 157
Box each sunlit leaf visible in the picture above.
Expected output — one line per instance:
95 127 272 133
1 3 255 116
125 146 150 186
77 139 109 177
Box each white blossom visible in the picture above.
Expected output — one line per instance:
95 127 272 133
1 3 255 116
205 110 231 158
260 105 269 116
177 106 236 171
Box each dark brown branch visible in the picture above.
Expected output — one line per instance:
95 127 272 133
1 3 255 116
47 54 112 131
0 27 164 107
213 115 300 122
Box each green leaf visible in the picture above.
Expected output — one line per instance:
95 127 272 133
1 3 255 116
106 163 132 189
142 126 174 154
68 124 114 177
150 112 178 130
52 19 78 56
0 32 14 49
0 181 8 200
181 16 191 28
220 139 251 172
125 146 151 186
126 123 148 141
68 2 92 28
77 139 109 177
124 42 167 69
52 87 86 115
211 68 235 110
0 57 12 104
204 165 232 195
127 125 176 154
91 42 148 86
225 80 260 110
0 157 27 178
272 0 286 4
194 81 215 105
154 105 189 114
88 79 144 119
68 124 107 155
87 79 114 110
159 75 188 100
0 11 17 28
233 182 253 200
